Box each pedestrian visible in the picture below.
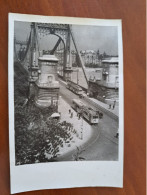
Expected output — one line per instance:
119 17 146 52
78 113 81 120
99 112 103 119
69 109 71 114
112 100 116 110
70 112 73 118
114 130 119 138
108 104 111 109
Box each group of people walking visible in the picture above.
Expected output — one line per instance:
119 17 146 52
69 109 81 120
108 100 116 110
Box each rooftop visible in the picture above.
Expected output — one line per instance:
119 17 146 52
102 57 118 64
80 50 96 54
38 55 59 62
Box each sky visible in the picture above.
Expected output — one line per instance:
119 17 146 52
14 21 118 55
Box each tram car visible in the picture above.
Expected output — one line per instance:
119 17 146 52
66 80 83 95
72 99 99 124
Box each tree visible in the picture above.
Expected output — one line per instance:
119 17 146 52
14 62 73 165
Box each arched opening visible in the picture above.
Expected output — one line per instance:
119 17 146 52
39 34 65 55
38 33 66 74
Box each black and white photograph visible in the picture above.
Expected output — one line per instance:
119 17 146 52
9 14 123 193
14 21 119 165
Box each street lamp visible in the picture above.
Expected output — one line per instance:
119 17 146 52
77 68 79 85
80 106 83 140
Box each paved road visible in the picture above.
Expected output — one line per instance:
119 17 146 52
58 79 118 161
59 79 79 105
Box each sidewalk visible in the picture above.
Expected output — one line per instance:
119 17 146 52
89 97 118 116
83 96 119 121
57 96 99 158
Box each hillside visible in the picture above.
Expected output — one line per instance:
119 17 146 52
14 61 29 104
14 62 72 165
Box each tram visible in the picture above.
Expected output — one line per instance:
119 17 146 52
72 99 99 124
66 80 83 95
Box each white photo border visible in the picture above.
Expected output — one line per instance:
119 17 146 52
8 13 124 194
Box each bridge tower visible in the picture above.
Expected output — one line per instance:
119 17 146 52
63 27 73 81
28 22 39 98
35 23 73 82
35 54 59 108
14 22 89 99
14 35 28 62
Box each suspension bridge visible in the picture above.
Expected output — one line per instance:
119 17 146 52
14 23 89 89
14 22 118 118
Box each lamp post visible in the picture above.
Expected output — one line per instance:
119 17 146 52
56 94 59 112
77 68 79 85
80 106 83 140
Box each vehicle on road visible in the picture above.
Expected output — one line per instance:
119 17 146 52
66 80 83 95
48 112 61 121
72 99 100 124
79 91 87 99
